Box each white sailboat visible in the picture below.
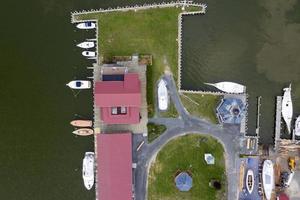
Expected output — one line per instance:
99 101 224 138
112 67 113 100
82 152 95 190
76 41 95 49
82 51 96 57
294 116 300 137
204 82 246 94
282 84 293 133
246 169 254 194
66 80 91 89
157 79 168 111
76 22 96 29
262 160 274 200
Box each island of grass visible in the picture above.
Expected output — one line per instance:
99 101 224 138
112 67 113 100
148 134 226 200
73 6 203 117
147 123 167 143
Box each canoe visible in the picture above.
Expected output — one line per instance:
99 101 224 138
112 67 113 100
73 128 94 136
70 120 92 127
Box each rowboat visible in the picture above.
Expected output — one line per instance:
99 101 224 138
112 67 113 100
70 120 92 127
73 128 94 136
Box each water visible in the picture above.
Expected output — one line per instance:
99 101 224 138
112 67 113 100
181 0 300 144
0 0 299 198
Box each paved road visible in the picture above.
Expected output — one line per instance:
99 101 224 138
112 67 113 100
134 74 242 200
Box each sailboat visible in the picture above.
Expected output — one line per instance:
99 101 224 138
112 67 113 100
262 160 274 200
282 84 293 133
204 82 245 94
246 169 254 194
157 79 168 111
82 152 95 190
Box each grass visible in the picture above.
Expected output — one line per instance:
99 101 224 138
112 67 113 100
148 134 226 200
147 123 167 143
74 7 201 117
180 93 221 123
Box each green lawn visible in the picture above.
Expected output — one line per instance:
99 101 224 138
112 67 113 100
180 93 221 123
74 7 201 117
148 134 226 200
147 123 167 143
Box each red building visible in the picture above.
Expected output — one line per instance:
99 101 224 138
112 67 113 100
97 133 132 200
95 73 141 124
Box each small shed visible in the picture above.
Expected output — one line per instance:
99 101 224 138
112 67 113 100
175 172 193 191
204 153 215 165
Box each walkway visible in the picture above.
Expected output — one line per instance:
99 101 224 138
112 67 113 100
134 74 242 200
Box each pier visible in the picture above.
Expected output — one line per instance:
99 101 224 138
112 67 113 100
256 96 262 135
274 96 282 150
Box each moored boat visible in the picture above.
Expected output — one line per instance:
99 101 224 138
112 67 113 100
82 152 95 190
66 80 91 89
76 22 96 29
204 82 246 94
76 41 95 49
282 84 293 133
246 169 254 194
262 160 274 200
157 79 168 111
70 120 92 127
73 128 94 136
82 51 96 57
294 116 300 137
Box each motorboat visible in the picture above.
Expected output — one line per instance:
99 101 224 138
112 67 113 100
70 120 92 127
282 84 293 133
262 160 274 200
294 116 300 137
73 128 94 136
157 79 168 111
66 80 91 89
76 41 95 49
82 51 96 57
82 152 94 190
246 169 254 194
204 82 246 94
76 22 96 29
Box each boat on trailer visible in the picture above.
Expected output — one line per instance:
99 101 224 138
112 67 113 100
157 79 168 111
82 152 95 190
282 84 293 133
294 116 300 137
262 160 274 200
66 80 91 89
246 169 254 194
76 41 95 49
70 120 92 127
76 22 96 29
82 51 96 57
204 82 246 94
73 128 94 136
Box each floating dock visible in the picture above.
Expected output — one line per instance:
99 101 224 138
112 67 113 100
274 96 282 149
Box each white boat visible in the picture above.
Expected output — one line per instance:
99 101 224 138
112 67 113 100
82 152 94 190
66 80 91 89
76 41 95 49
246 169 254 194
73 128 94 136
82 51 96 57
294 116 300 137
157 79 168 111
205 82 246 94
76 22 96 29
282 84 293 133
262 160 274 200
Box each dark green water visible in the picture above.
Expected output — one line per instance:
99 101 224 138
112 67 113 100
181 0 300 144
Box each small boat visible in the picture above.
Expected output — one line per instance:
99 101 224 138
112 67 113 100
294 116 300 137
82 51 96 57
66 80 91 89
204 82 246 94
73 128 94 136
76 41 95 49
157 79 168 111
246 169 254 194
82 152 94 190
70 120 92 127
76 22 96 29
262 160 274 200
282 84 293 133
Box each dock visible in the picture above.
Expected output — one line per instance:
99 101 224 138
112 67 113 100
255 96 262 135
275 96 282 142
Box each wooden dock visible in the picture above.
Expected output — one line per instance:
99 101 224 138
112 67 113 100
274 96 282 148
255 96 262 135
